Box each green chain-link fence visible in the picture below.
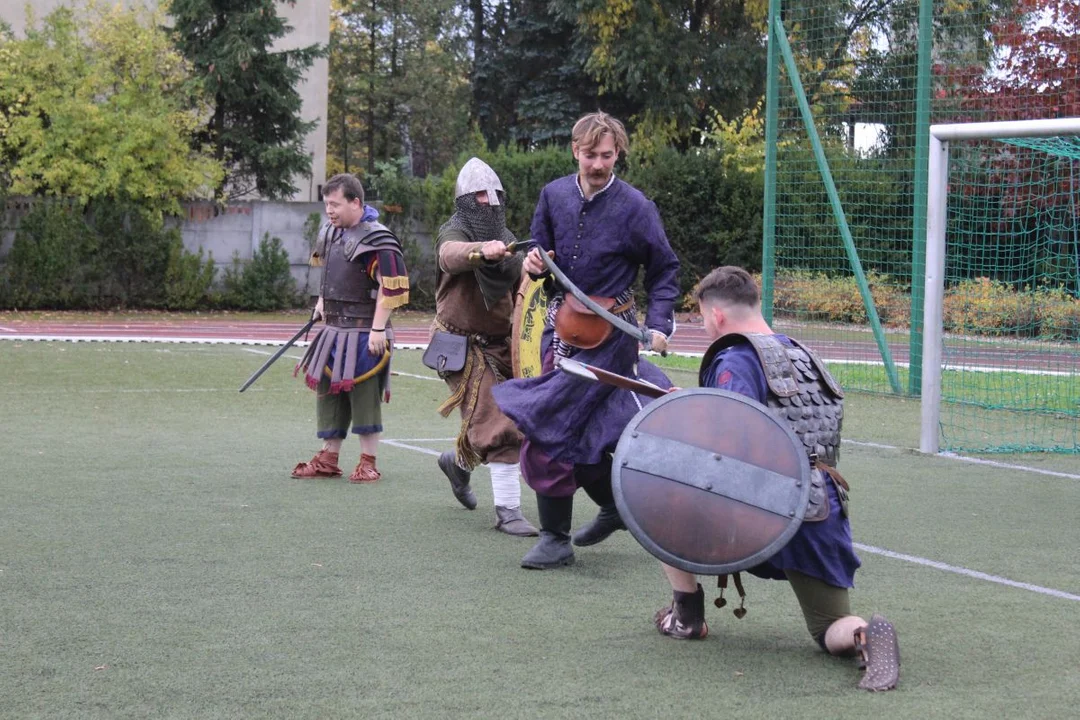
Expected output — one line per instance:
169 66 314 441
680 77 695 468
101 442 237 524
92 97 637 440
764 0 1080 453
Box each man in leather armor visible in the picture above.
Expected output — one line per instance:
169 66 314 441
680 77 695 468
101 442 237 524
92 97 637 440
653 266 900 692
292 174 409 483
430 158 538 537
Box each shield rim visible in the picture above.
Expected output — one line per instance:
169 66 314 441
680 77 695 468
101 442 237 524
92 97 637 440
611 387 812 576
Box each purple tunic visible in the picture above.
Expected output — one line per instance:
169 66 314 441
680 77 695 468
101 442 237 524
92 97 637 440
493 175 680 493
703 336 861 589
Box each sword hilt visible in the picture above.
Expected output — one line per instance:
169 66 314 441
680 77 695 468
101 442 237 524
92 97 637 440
467 239 533 262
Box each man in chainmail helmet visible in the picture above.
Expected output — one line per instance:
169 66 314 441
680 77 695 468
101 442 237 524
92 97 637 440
429 158 538 537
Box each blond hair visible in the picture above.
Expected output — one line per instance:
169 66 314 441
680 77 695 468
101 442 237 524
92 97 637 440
571 112 629 155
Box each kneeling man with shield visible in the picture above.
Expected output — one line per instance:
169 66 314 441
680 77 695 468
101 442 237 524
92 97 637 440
602 267 900 692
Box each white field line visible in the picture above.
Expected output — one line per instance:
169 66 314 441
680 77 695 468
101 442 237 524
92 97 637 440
5 336 1074 376
0 325 15 332
241 348 440 382
3 337 1073 476
243 348 303 361
391 371 441 382
844 439 1080 481
660 352 1078 377
0 387 254 394
382 439 442 457
936 452 1080 481
381 435 1080 603
853 544 1080 602
0 335 429 351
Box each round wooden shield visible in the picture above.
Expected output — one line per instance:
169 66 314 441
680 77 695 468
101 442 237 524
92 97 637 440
511 276 548 378
612 388 811 576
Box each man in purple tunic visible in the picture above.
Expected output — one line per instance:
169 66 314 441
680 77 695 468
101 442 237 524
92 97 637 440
652 266 900 692
493 112 681 570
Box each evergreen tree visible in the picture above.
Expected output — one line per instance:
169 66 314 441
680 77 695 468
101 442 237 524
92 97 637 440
170 0 324 199
468 0 613 148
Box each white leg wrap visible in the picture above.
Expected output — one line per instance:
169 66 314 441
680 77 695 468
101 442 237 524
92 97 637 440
488 462 522 508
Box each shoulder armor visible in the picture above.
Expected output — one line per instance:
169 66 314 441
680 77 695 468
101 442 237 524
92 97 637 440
698 333 746 386
787 338 844 398
342 221 401 261
698 333 799 397
312 222 335 266
742 333 800 398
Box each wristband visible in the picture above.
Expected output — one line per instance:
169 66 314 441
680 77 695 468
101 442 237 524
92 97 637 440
370 327 385 333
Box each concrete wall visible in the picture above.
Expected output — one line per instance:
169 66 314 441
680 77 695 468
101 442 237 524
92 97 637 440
176 201 326 295
1 198 434 299
0 0 328 202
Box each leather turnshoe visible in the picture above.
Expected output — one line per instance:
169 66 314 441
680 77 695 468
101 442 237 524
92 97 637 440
349 453 381 483
494 506 539 537
855 614 900 691
291 450 343 479
655 584 708 639
520 532 575 569
437 452 477 510
571 504 625 546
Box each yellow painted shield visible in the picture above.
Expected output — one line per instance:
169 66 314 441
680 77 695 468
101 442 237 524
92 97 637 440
511 276 548 378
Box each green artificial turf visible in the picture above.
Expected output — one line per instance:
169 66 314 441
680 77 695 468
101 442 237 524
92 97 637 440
1 342 1078 718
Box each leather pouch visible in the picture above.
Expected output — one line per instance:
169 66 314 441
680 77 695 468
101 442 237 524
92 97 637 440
422 330 468 373
553 295 617 349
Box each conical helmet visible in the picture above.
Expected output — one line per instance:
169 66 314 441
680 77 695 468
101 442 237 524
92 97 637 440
455 157 504 206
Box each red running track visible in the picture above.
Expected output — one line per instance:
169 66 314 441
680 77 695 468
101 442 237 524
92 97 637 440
1 319 1076 370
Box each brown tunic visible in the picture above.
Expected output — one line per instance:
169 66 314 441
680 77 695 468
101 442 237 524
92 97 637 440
433 227 523 468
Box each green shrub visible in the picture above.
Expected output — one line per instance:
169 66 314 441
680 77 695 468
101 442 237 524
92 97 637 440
772 270 910 327
221 233 297 311
163 239 216 310
91 202 187 307
1 199 206 309
942 277 1039 336
4 201 94 308
1035 287 1080 341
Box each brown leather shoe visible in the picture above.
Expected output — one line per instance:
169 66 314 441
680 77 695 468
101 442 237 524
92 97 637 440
291 450 343 479
655 585 709 639
349 453 381 484
855 614 900 691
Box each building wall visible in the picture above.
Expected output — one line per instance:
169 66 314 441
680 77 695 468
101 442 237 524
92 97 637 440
0 0 328 202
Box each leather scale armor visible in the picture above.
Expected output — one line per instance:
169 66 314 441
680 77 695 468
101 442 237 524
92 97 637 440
317 221 401 329
699 333 845 522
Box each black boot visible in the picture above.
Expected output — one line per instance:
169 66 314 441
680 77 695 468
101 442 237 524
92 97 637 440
572 467 625 547
520 494 575 569
654 584 708 639
437 452 477 510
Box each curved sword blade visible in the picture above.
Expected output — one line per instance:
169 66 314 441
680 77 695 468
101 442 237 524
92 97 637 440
539 250 653 349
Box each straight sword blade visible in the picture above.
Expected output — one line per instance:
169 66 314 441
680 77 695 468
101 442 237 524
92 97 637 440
238 317 317 392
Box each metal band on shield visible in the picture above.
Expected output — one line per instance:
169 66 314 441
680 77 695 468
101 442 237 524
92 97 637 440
611 388 812 576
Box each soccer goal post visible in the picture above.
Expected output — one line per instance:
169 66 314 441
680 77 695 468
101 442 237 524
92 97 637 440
921 118 1080 455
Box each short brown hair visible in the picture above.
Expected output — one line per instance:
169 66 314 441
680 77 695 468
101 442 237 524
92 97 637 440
323 173 365 204
572 112 629 155
693 266 761 309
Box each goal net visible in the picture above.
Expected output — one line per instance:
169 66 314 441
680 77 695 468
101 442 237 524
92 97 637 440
921 119 1080 454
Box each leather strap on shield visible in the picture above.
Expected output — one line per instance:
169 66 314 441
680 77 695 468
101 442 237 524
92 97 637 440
612 388 811 576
